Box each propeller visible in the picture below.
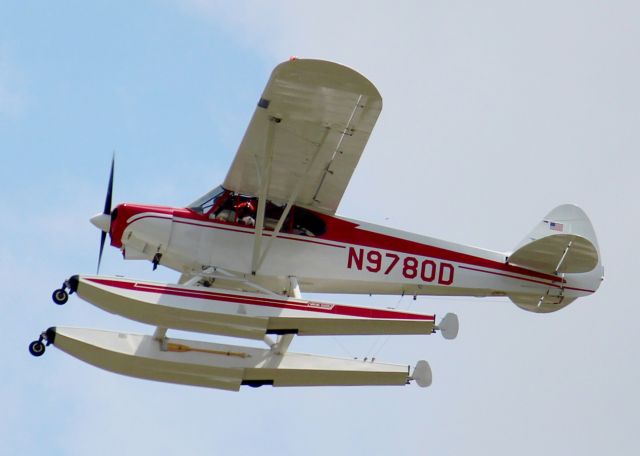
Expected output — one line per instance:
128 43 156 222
90 155 115 274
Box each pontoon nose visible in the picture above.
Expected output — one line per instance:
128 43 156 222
90 213 111 233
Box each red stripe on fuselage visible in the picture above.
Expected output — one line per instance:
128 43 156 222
171 207 561 283
335 226 561 283
115 204 562 285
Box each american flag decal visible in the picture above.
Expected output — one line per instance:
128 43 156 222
549 222 564 232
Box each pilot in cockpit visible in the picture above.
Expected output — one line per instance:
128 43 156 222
236 199 256 226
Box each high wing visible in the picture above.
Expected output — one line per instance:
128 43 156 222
222 58 382 215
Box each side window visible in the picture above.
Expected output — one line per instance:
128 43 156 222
291 207 326 237
211 194 257 227
195 192 325 236
264 201 287 230
211 195 237 223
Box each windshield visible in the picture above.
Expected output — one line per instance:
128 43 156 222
188 186 226 214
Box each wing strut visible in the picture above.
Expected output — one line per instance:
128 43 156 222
254 126 331 273
251 117 278 274
312 95 363 203
182 266 280 296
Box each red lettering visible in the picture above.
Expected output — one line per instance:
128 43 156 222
366 250 382 272
403 257 418 279
420 259 436 282
348 247 454 287
438 263 454 285
384 253 400 275
347 247 364 270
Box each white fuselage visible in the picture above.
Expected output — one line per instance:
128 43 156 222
111 204 602 310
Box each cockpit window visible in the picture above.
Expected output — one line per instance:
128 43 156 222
189 187 326 237
188 186 226 214
211 194 256 225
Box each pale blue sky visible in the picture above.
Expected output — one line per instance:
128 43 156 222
2 1 639 455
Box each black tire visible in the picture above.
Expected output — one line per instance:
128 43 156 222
29 341 45 357
52 289 68 305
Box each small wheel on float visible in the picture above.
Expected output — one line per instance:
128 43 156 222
52 288 68 305
29 340 46 357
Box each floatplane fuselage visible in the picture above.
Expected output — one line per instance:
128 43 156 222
103 186 603 314
30 58 604 391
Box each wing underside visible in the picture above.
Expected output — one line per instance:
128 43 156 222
222 59 382 214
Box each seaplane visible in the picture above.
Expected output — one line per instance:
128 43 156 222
30 58 604 391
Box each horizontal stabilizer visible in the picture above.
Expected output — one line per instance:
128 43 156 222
509 295 575 313
508 204 600 274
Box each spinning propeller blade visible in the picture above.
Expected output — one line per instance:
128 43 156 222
96 155 115 274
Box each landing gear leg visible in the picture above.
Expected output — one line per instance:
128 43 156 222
152 253 162 271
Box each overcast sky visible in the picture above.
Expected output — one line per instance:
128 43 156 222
2 1 639 454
